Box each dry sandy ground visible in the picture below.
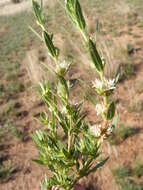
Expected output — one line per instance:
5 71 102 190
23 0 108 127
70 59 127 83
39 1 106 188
1 0 143 190
0 0 49 16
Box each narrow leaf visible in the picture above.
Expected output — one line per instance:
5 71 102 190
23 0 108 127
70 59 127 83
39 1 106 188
114 65 121 84
42 31 59 59
88 38 103 72
32 159 45 165
88 157 109 174
85 91 97 106
106 102 115 120
74 0 86 30
32 0 43 25
112 114 118 128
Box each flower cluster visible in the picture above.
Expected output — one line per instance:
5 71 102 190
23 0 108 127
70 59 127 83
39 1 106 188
90 123 114 140
92 78 116 95
90 124 102 138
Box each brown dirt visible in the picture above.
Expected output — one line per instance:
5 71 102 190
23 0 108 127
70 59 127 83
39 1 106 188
0 1 143 190
0 0 49 16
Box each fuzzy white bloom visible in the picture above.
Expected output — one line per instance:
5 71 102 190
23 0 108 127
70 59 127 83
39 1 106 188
90 124 102 137
92 78 115 91
105 79 115 90
59 60 69 70
92 79 103 89
106 125 113 135
56 60 70 75
96 103 105 116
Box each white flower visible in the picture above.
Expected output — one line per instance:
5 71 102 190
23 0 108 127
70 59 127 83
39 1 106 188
56 60 70 75
106 125 113 135
59 60 69 70
105 78 115 90
92 79 103 89
96 103 105 116
92 78 115 92
90 124 102 137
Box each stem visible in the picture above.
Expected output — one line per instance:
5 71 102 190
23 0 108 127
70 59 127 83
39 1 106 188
99 71 104 81
80 29 88 42
104 95 108 108
68 115 72 152
68 132 72 152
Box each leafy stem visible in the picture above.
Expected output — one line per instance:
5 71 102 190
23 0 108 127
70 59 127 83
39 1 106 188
31 0 120 189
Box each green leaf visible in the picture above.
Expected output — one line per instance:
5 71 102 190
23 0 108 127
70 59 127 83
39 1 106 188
88 38 104 73
57 111 68 134
32 159 45 165
32 0 43 25
62 148 71 159
35 130 45 141
106 102 115 120
41 176 56 190
88 157 109 174
42 31 59 59
85 91 97 106
65 0 86 30
51 111 55 130
65 0 75 22
112 114 118 128
74 0 86 30
73 113 87 131
40 112 49 125
57 74 69 99
114 65 121 84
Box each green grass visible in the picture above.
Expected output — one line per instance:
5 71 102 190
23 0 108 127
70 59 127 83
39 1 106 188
7 123 23 140
0 11 38 78
0 126 9 142
108 124 139 145
6 82 25 94
0 162 17 182
0 11 39 92
112 166 131 179
133 161 143 178
0 102 15 120
0 11 40 135
119 62 135 82
112 163 143 190
0 101 20 124
0 121 24 145
128 100 143 113
118 180 142 190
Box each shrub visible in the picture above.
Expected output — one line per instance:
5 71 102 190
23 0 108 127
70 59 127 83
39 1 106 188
31 0 120 189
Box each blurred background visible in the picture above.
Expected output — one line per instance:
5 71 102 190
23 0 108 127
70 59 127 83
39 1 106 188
0 0 143 189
